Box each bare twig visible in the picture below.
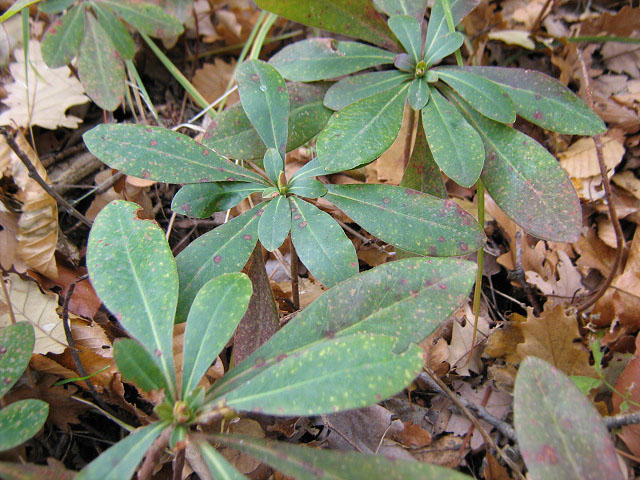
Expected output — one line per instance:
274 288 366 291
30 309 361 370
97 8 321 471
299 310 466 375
137 427 172 480
513 230 541 315
605 411 640 430
290 237 300 310
529 0 557 34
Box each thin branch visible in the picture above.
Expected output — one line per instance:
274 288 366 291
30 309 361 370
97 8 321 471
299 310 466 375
529 0 557 34
137 427 172 480
513 230 541 315
605 411 640 430
290 237 300 310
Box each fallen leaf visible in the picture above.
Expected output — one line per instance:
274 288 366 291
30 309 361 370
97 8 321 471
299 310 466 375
485 313 525 363
487 30 535 49
192 58 239 107
612 333 640 456
392 421 432 448
412 433 465 468
447 304 490 376
558 134 625 179
525 250 585 307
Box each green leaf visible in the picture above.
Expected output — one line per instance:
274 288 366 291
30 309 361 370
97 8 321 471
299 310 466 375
87 200 177 400
92 2 135 60
263 148 284 184
408 77 430 110
205 83 333 160
424 31 463 67
570 375 602 395
317 83 409 172
269 39 395 82
99 0 183 38
213 334 424 416
372 0 428 18
400 116 447 198
0 399 48 452
41 5 84 68
432 67 515 123
237 60 289 158
182 273 252 397
288 177 327 199
77 12 124 111
460 66 606 135
84 124 266 185
394 52 414 71
388 15 422 63
175 204 261 322
326 184 484 256
421 87 484 187
258 196 291 252
196 440 246 480
76 422 168 480
171 182 265 218
289 158 328 183
450 92 582 242
113 338 168 394
289 197 358 287
0 322 34 398
39 0 76 14
0 461 75 480
255 0 397 50
324 70 411 111
212 434 473 480
213 256 475 399
515 357 624 480
424 0 477 56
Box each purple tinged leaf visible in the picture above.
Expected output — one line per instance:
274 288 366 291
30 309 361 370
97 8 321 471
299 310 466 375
373 0 428 19
41 4 84 68
394 52 414 71
98 0 183 38
92 2 135 60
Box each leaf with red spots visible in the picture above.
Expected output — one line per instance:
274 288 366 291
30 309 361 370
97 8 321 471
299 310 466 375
211 334 424 416
0 461 75 480
514 357 624 480
458 66 606 135
83 124 267 185
212 257 475 398
289 197 358 287
269 39 396 82
324 70 411 111
87 200 178 400
41 4 85 68
210 434 473 479
326 184 484 256
0 322 34 399
0 399 48 452
205 82 332 160
99 0 183 39
77 12 125 111
421 86 484 187
113 338 168 394
171 182 265 218
317 83 409 173
258 196 291 252
196 440 246 480
175 204 261 323
256 0 397 50
449 91 582 242
373 0 428 19
92 2 135 60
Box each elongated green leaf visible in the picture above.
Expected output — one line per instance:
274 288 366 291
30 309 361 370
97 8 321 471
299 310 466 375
269 39 395 82
171 182 265 218
212 257 475 398
432 67 515 123
288 177 327 199
87 200 177 399
197 440 246 480
76 422 168 480
408 77 430 110
460 66 606 135
84 124 266 185
421 87 484 187
326 184 484 255
450 92 582 242
388 15 422 63
0 323 34 398
400 116 447 198
425 0 478 54
324 70 410 111
41 5 84 68
213 434 473 480
99 0 183 38
237 60 289 158
0 400 48 452
0 461 75 480
176 204 261 322
78 12 124 111
317 83 409 172
93 3 135 59
205 83 332 160
258 196 291 252
373 0 428 18
263 148 283 184
256 0 397 50
214 334 423 415
113 338 168 393
515 357 624 480
182 273 252 397
289 158 328 183
394 53 414 71
424 31 463 67
289 197 358 287
38 0 75 15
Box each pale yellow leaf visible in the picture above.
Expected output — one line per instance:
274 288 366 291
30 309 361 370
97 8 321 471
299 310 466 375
558 135 625 179
487 30 535 49
191 58 239 106
447 304 490 376
613 170 640 200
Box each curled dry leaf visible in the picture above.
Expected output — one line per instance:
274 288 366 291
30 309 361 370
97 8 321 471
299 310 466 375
525 250 585 307
447 304 490 376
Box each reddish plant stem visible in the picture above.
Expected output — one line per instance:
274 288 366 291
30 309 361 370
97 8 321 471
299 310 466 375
137 427 172 480
290 236 300 311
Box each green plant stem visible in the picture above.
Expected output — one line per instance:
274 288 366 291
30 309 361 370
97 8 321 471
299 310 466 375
189 30 303 61
125 59 160 124
249 13 278 60
565 35 640 45
441 0 464 66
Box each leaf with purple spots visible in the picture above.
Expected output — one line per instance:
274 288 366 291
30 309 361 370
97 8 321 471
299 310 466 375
113 338 169 394
258 196 291 252
99 0 183 39
87 200 178 400
0 399 48 452
83 124 267 185
289 197 358 287
92 2 135 60
211 434 473 479
171 182 265 218
326 183 484 256
515 357 624 480
0 323 34 399
41 4 85 68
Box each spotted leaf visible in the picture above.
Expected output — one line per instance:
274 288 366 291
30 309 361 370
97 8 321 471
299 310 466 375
41 4 84 68
324 70 410 111
99 0 183 38
171 182 265 218
0 322 34 399
113 338 168 394
0 399 48 452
